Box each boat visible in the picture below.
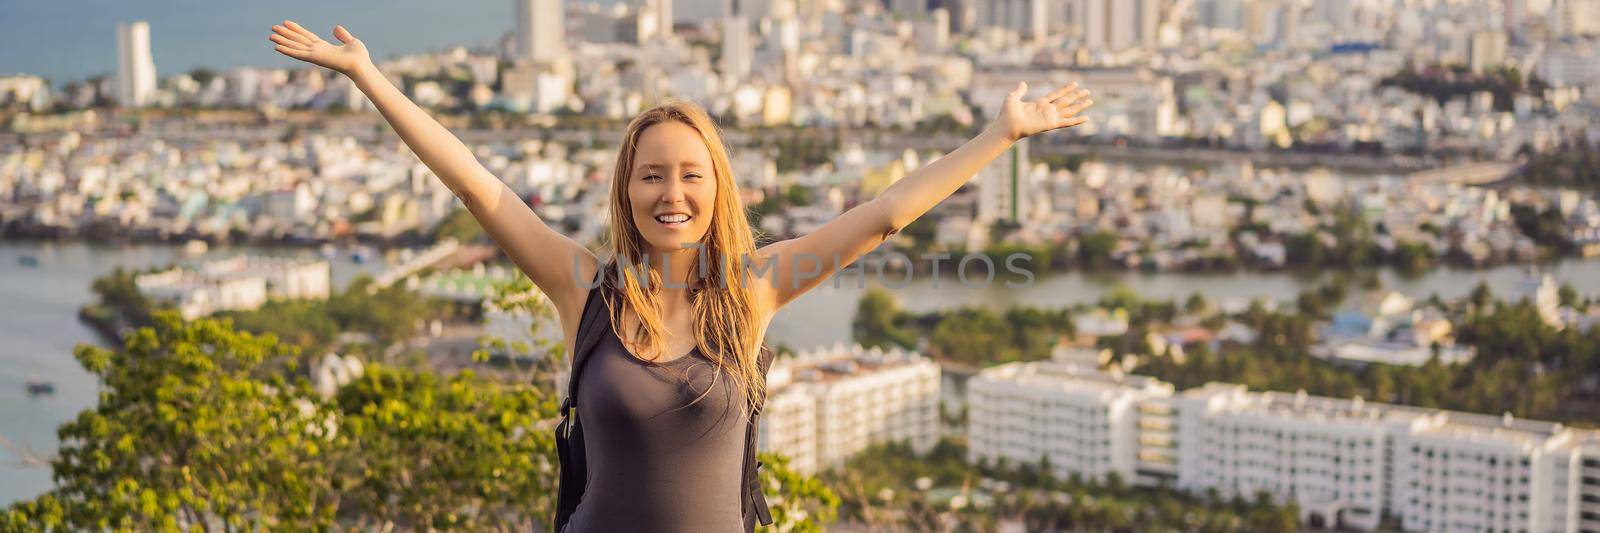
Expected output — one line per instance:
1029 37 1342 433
351 245 376 264
25 379 55 396
18 255 39 267
320 242 339 259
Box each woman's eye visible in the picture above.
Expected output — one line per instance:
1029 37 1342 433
684 173 703 180
643 174 662 182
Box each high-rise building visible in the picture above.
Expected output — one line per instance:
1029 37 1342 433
1198 0 1245 30
115 21 157 107
720 15 752 82
1550 0 1600 37
891 0 926 17
978 137 1030 224
1505 0 1529 32
655 0 674 38
977 0 1048 40
1470 30 1510 74
1073 0 1161 50
514 0 566 63
677 0 745 22
757 344 942 475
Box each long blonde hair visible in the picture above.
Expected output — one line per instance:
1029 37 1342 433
602 99 767 413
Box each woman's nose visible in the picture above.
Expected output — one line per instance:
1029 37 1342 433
660 176 687 204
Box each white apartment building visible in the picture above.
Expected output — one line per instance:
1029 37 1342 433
1174 382 1600 531
964 366 1600 531
967 362 1175 486
193 256 331 301
1552 432 1600 532
1175 383 1403 530
757 343 941 475
137 256 331 319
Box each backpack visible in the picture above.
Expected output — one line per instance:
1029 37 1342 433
552 271 775 532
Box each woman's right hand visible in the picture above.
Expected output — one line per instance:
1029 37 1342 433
269 20 371 76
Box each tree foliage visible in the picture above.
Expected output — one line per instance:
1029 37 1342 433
822 439 1301 531
2 311 561 530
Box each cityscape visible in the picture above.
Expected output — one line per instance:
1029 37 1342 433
2 0 1600 530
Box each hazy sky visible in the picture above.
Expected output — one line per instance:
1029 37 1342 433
0 0 544 85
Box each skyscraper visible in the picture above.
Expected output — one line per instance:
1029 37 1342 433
115 21 157 108
1075 0 1161 50
655 0 674 39
720 15 751 82
978 137 1030 224
514 0 566 63
977 0 1048 40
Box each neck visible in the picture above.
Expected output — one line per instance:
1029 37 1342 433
645 245 701 297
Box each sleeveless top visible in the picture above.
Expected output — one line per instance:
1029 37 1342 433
561 285 750 532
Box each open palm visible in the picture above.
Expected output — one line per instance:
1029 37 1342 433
995 81 1094 143
269 20 370 75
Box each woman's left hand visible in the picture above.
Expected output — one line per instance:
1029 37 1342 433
992 81 1093 143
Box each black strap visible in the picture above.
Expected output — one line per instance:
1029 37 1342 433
553 267 611 533
742 345 777 529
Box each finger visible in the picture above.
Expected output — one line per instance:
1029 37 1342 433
269 33 308 50
275 44 310 59
273 25 314 46
284 20 322 43
1008 81 1028 100
1056 116 1090 129
1054 88 1090 106
1043 82 1079 103
1054 95 1090 113
333 24 357 44
1059 98 1094 116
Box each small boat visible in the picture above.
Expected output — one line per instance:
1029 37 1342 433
351 245 376 264
320 242 339 259
18 255 39 267
25 379 55 396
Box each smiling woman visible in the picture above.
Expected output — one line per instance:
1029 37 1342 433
267 18 1092 532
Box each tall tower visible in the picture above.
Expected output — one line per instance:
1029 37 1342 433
979 137 1030 224
720 15 751 82
116 21 157 107
515 0 566 62
1076 0 1160 50
978 0 1048 40
656 0 674 39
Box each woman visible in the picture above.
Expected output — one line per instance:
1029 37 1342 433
270 20 1092 531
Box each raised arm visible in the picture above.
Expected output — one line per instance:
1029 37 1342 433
755 81 1092 309
270 21 596 325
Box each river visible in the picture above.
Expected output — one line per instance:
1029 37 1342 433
2 239 1598 505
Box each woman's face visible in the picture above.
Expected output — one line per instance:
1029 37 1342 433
628 121 718 256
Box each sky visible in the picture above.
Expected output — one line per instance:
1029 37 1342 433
0 0 542 86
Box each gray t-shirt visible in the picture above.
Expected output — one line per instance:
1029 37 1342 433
562 302 750 532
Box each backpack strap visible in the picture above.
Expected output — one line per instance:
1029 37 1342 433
741 345 777 530
553 265 612 533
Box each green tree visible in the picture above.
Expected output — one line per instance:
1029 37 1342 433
5 312 342 530
852 288 915 350
4 311 558 530
757 453 841 532
1076 231 1119 268
431 207 486 244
